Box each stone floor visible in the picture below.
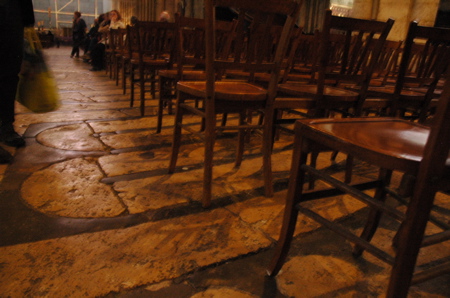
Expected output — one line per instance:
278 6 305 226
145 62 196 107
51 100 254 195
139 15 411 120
0 46 449 297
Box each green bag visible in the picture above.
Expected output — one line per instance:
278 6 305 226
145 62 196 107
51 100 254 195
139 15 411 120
16 28 59 113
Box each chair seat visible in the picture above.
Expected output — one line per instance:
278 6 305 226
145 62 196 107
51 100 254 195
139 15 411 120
159 69 207 80
366 86 428 101
284 72 313 82
298 117 450 173
130 58 169 66
177 81 268 101
279 83 359 101
226 70 285 83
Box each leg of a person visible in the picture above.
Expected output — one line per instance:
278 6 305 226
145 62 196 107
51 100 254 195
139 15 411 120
0 75 19 126
90 43 105 70
0 2 26 148
88 38 98 53
83 37 91 54
0 73 26 148
72 39 80 58
71 36 76 57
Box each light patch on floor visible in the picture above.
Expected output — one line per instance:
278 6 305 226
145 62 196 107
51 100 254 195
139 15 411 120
0 208 271 297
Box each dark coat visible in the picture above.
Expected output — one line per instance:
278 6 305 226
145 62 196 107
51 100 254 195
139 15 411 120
20 0 35 26
0 0 35 76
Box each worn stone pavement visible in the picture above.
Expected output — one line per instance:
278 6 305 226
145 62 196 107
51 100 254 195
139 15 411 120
0 46 449 297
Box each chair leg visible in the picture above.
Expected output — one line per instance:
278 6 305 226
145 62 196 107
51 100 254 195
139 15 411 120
168 92 185 174
330 150 339 162
353 168 392 257
157 76 167 134
202 109 217 208
308 151 319 190
168 98 174 115
344 155 354 184
267 135 308 276
221 113 228 127
262 107 275 197
109 56 114 79
272 110 281 142
122 61 127 95
387 188 435 297
235 111 246 167
130 66 135 107
115 58 120 86
151 71 157 99
139 68 146 116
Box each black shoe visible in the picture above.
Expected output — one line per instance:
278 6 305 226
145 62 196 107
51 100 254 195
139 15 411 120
0 125 25 148
0 147 12 164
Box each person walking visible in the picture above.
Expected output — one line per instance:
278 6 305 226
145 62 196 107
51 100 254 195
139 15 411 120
0 0 35 163
70 11 87 58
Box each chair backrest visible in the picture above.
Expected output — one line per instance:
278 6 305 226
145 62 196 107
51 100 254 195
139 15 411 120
127 21 177 64
109 28 127 53
390 21 450 121
289 32 317 71
315 10 395 115
174 15 236 77
204 0 302 100
369 39 403 85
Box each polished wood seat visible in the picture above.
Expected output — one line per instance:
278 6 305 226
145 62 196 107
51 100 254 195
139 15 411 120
168 0 302 208
267 79 450 297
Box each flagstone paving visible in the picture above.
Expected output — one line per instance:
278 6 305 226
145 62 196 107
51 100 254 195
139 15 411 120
0 46 448 297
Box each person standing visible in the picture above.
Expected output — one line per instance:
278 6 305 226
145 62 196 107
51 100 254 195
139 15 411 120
70 11 87 58
0 0 35 163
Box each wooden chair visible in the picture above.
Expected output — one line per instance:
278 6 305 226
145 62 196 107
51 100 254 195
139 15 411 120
168 0 302 208
126 21 177 116
224 25 304 86
104 30 115 78
361 22 450 122
273 10 395 120
280 31 319 84
264 11 394 189
108 28 127 86
267 59 450 298
157 15 236 133
364 39 403 87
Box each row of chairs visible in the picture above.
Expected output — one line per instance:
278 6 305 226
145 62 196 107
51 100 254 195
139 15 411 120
265 6 450 298
103 0 450 296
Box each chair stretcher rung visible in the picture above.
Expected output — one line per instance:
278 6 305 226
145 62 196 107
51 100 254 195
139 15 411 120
301 164 405 221
180 104 206 117
412 261 450 285
301 180 380 201
384 187 450 230
297 205 395 265
178 123 205 139
422 230 450 247
215 124 264 131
